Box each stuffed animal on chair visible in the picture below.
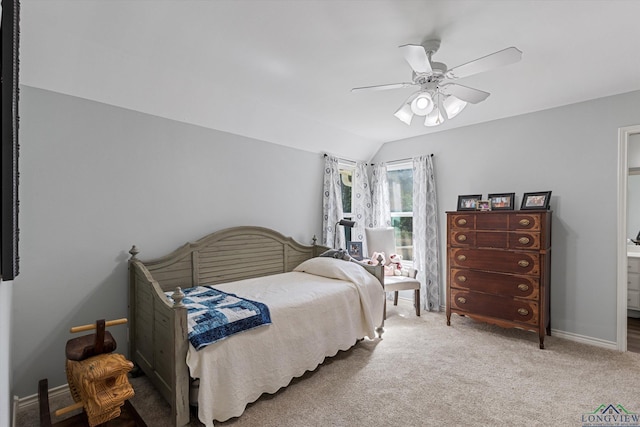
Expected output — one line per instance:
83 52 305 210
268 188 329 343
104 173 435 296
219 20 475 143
368 252 386 266
388 254 403 276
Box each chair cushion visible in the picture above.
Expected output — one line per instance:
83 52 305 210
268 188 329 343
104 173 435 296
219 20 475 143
384 275 420 292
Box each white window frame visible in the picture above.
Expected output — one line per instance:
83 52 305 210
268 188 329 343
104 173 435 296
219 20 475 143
387 161 413 265
338 161 355 219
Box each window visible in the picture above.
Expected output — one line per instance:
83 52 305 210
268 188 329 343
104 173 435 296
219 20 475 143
387 162 413 262
339 162 354 242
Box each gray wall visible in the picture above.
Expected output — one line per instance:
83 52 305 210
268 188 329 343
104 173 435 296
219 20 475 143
373 89 640 343
0 281 12 427
12 86 324 398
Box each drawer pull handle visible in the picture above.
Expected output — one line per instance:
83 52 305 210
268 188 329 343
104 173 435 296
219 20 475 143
517 284 529 291
458 275 467 283
518 260 530 268
458 218 467 226
519 219 530 226
517 308 529 316
457 255 467 262
457 234 467 242
518 237 530 245
457 297 466 304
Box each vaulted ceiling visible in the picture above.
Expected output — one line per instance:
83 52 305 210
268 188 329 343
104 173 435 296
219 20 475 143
19 0 640 161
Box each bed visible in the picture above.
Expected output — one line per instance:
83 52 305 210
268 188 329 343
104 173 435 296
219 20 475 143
127 226 385 427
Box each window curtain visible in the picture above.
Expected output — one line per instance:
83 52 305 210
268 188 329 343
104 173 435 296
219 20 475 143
370 162 391 230
322 155 344 249
351 162 373 256
413 155 440 312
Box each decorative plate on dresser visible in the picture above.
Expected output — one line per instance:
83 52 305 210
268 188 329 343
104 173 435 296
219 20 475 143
446 210 552 348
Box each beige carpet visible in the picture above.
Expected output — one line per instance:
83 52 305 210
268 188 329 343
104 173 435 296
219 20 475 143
18 299 640 426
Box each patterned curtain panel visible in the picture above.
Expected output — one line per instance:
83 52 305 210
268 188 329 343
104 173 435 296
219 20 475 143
351 163 373 256
322 155 345 249
413 155 440 312
370 163 391 229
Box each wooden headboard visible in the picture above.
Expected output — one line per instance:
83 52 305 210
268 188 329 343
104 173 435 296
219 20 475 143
129 226 329 293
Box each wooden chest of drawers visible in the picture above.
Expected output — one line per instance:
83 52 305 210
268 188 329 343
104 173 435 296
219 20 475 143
446 210 552 348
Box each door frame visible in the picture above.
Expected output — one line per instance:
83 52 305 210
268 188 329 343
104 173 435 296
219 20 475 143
617 125 640 351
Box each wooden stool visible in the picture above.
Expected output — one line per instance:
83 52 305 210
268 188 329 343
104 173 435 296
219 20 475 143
66 353 135 426
39 378 146 427
39 318 138 427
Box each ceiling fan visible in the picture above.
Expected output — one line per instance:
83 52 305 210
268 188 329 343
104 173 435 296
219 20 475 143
352 40 522 127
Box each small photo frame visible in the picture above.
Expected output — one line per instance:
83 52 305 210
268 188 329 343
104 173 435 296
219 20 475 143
477 200 491 211
488 193 515 211
457 194 482 211
520 191 552 210
347 241 363 260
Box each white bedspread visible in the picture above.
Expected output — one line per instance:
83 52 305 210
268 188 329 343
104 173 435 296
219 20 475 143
185 257 384 426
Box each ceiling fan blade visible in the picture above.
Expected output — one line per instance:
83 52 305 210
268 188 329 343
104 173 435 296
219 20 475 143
446 47 522 79
351 82 415 93
399 44 432 74
441 83 490 104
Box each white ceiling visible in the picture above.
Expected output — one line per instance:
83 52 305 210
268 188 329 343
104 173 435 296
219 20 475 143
19 0 640 161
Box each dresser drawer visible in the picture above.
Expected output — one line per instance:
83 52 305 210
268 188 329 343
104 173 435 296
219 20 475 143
509 232 541 250
476 213 508 230
450 230 475 247
450 268 539 300
450 289 539 326
629 257 640 273
450 248 540 276
508 213 542 231
475 231 507 248
449 214 475 230
628 272 640 292
629 289 640 310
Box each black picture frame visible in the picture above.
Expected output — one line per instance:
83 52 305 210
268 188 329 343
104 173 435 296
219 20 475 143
1 0 21 281
520 191 552 210
457 194 482 211
347 241 363 260
488 193 515 211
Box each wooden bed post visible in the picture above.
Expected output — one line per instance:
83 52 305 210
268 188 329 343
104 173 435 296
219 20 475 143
172 296 190 427
128 246 140 363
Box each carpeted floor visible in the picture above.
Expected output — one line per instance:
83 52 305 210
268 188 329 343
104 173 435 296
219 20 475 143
17 299 640 426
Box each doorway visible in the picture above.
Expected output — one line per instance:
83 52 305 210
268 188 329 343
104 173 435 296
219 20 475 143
617 125 640 352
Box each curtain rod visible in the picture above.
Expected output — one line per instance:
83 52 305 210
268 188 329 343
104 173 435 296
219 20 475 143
372 153 433 166
323 153 359 165
324 153 433 166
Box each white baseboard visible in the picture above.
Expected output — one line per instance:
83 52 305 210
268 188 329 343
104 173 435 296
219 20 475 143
550 328 618 351
12 396 18 427
16 383 70 413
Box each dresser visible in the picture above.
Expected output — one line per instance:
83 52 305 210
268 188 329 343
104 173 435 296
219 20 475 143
446 210 552 348
628 255 640 313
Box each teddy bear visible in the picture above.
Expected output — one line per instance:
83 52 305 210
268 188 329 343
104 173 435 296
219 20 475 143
368 252 386 266
387 253 403 276
368 251 404 276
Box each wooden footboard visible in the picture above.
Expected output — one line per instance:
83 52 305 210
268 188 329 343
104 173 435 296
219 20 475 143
128 250 190 427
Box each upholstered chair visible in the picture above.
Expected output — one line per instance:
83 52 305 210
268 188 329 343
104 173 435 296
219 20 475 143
365 227 421 318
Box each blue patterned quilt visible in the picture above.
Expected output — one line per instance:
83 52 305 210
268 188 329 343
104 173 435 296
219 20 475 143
170 286 272 350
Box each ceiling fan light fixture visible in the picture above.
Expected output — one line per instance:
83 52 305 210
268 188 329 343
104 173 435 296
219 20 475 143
443 95 467 119
393 102 414 125
410 92 434 116
424 105 445 127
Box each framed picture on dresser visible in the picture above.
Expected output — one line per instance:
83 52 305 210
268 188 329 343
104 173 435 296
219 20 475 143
521 191 552 210
488 193 515 210
457 194 482 211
